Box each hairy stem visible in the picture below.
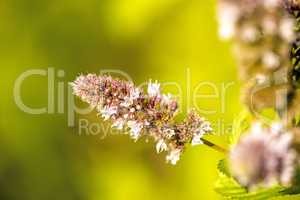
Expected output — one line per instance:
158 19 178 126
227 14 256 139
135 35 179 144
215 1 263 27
200 138 228 154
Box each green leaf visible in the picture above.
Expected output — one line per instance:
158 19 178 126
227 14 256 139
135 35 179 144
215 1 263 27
281 168 300 196
215 172 247 199
215 172 286 200
270 194 300 200
217 159 230 177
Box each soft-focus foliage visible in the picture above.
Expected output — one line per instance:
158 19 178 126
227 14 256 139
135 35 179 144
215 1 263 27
0 0 241 200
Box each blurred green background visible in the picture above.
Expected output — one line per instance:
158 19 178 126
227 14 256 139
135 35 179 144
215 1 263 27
0 0 242 199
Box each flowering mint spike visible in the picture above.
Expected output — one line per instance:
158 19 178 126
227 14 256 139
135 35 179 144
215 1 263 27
72 74 213 164
229 122 298 189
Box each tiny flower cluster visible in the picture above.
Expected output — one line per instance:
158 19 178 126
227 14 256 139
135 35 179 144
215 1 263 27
230 122 298 188
218 0 297 115
72 74 212 165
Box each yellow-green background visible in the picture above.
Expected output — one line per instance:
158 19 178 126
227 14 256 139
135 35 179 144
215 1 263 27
0 0 243 199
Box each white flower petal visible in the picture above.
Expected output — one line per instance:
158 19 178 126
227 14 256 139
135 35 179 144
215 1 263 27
166 149 181 165
127 121 143 140
147 80 161 97
156 139 168 153
201 121 213 132
100 106 118 120
112 119 125 130
163 128 176 139
191 134 204 146
162 93 173 105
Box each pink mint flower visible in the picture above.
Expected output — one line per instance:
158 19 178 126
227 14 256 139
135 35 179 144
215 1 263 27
72 74 213 165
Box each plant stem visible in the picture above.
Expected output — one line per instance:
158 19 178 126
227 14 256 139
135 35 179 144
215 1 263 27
200 138 228 154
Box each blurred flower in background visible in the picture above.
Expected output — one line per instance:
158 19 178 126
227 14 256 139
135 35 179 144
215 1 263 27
217 0 296 116
230 122 297 188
